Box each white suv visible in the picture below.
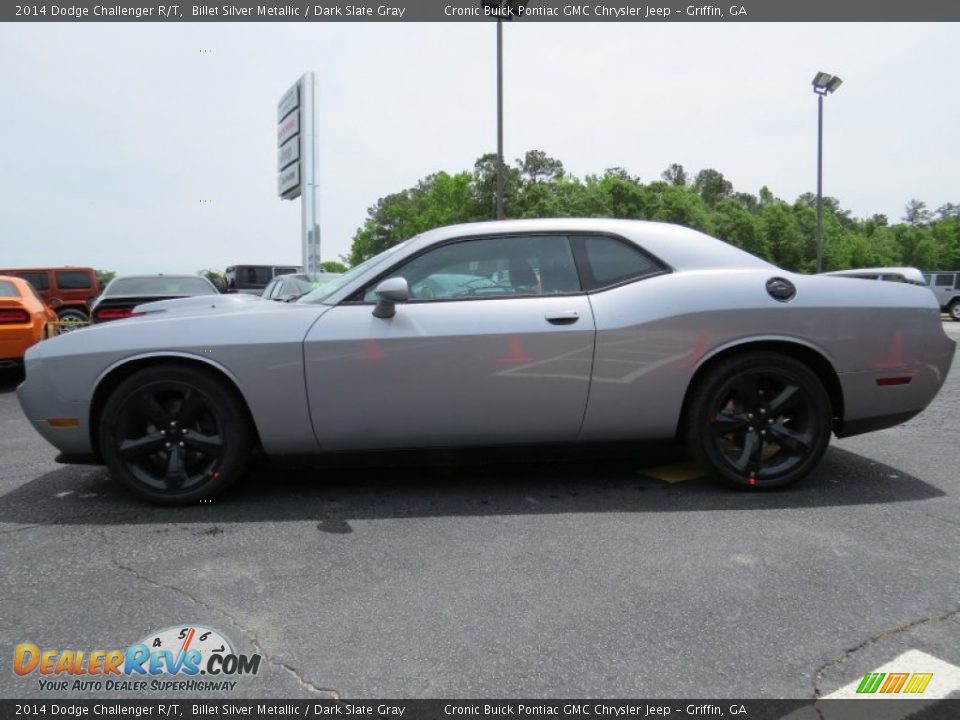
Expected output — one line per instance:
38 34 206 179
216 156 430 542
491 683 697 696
922 271 960 320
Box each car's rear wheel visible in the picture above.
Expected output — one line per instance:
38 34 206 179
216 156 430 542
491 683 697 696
685 352 832 489
948 299 960 322
56 308 89 333
99 365 251 505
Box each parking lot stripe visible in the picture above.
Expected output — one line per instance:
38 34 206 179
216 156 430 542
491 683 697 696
638 460 707 484
824 649 960 699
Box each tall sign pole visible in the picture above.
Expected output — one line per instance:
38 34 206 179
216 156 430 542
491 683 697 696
278 72 321 273
496 18 504 220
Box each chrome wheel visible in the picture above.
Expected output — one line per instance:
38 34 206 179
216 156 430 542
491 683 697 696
56 309 89 333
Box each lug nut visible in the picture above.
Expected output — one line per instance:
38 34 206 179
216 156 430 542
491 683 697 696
165 442 171 448
179 442 185 447
748 426 754 432
760 408 766 415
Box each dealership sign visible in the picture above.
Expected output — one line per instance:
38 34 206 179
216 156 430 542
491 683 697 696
277 80 302 199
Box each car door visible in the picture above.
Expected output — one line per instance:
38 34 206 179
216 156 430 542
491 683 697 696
303 233 596 451
932 273 956 308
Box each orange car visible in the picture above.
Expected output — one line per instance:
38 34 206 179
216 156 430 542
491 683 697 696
0 275 58 367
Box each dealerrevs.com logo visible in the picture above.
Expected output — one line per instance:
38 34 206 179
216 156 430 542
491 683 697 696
13 625 262 693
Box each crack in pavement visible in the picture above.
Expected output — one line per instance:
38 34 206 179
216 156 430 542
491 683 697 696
812 603 960 698
111 558 339 698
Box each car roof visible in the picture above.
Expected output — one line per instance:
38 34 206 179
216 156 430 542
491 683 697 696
0 266 94 272
404 218 775 272
110 274 206 280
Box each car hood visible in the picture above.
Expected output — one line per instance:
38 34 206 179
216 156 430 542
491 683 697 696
133 293 263 315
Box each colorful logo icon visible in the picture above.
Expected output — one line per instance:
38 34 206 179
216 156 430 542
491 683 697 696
13 625 261 693
856 672 933 694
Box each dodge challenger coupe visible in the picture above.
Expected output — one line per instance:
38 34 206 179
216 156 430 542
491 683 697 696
17 219 955 504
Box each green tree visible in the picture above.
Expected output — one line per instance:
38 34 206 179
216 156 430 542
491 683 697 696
661 163 688 186
346 150 953 275
693 168 733 207
198 269 225 291
96 269 116 288
321 260 349 273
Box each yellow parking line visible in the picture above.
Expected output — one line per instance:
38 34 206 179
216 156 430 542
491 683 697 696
639 460 708 484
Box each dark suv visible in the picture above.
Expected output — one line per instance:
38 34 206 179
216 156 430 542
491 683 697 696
0 267 101 329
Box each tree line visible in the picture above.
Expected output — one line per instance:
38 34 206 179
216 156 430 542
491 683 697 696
348 150 960 273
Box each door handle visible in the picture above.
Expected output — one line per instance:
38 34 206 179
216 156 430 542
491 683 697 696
545 311 580 325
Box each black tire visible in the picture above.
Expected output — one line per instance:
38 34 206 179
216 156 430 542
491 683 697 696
685 352 832 490
56 308 89 333
948 300 960 322
99 364 251 505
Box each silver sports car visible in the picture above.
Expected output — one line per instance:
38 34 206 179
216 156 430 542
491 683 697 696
17 219 955 504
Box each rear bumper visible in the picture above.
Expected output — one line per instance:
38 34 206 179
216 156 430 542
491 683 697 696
0 326 41 361
837 329 955 437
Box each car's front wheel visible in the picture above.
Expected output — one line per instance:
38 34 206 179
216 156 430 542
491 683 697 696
685 352 832 489
99 364 251 505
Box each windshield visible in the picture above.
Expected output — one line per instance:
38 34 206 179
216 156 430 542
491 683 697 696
298 240 413 304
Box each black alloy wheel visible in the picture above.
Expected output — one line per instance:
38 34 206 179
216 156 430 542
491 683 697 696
99 365 251 504
686 352 832 489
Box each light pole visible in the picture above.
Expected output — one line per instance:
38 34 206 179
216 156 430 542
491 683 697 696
812 71 842 273
496 16 504 219
483 1 528 219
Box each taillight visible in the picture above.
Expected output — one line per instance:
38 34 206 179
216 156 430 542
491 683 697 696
0 309 30 324
95 307 136 321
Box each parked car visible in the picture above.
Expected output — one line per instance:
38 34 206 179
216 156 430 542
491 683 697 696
0 266 100 330
225 264 301 294
17 219 954 505
821 267 927 286
90 275 219 323
0 275 58 368
921 270 960 320
262 272 343 301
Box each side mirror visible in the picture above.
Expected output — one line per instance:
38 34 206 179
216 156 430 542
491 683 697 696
48 297 63 309
372 277 409 319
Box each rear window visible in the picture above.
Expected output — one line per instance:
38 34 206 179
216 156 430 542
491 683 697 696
572 235 666 291
0 281 19 297
55 270 93 289
106 277 215 295
935 274 954 287
17 272 49 290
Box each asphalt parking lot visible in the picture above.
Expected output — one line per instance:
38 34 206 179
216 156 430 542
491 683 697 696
2 323 959 700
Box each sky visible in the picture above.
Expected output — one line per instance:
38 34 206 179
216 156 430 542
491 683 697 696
1 22 958 274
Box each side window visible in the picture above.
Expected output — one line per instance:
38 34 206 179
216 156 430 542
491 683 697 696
262 279 278 298
361 235 580 302
55 271 93 289
571 235 666 291
935 274 953 287
18 272 49 290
